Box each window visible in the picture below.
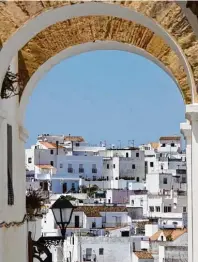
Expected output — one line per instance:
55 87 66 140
161 236 164 241
140 199 143 206
76 142 80 147
136 177 139 182
161 143 166 147
136 152 139 157
7 124 14 205
28 157 32 163
131 200 134 206
132 164 135 169
164 206 172 213
92 164 97 173
163 177 168 184
99 248 104 255
92 222 96 228
60 163 63 168
171 143 175 147
182 177 186 183
113 164 116 168
107 164 109 169
183 206 187 212
126 153 129 158
150 162 154 167
68 164 73 173
50 149 54 155
156 206 160 212
149 206 154 212
79 164 84 173
50 161 54 166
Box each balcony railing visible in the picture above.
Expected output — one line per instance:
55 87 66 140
68 168 73 173
83 254 96 262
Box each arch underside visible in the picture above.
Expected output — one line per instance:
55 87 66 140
19 16 190 103
1 1 198 103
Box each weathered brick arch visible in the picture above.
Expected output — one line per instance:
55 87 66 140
0 1 198 103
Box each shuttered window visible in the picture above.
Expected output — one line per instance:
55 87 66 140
7 124 14 205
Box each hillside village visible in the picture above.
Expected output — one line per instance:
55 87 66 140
26 134 187 262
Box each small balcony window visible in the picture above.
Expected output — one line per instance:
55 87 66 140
28 157 32 164
92 168 97 174
99 248 104 255
68 168 73 173
50 149 54 155
79 168 84 173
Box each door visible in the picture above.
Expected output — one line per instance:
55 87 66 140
62 183 67 193
75 215 80 228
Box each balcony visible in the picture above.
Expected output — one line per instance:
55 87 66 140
92 168 97 174
68 168 73 173
83 254 96 262
79 168 84 173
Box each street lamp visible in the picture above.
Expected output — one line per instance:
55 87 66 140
51 195 75 238
29 196 75 262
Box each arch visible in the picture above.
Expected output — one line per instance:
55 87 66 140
18 16 190 104
19 41 182 124
0 2 196 103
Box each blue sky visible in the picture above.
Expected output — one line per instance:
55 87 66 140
25 50 185 148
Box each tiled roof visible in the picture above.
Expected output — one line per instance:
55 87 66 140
74 206 128 217
159 136 180 141
39 141 64 149
150 142 159 149
134 251 153 259
64 136 84 142
150 228 187 241
36 165 54 169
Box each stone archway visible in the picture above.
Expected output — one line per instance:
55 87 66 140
0 2 198 262
0 2 197 101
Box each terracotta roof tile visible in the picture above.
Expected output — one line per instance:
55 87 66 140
64 136 84 142
159 136 180 141
74 206 127 217
39 141 64 149
36 165 54 169
134 251 153 259
150 142 160 150
150 228 187 241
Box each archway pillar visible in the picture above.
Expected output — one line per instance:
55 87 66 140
180 120 192 262
0 54 28 262
186 104 198 262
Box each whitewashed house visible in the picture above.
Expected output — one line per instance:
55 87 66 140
158 136 182 154
100 148 145 182
42 204 131 238
62 234 133 262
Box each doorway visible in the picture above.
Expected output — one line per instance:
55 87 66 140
62 182 67 193
75 215 80 228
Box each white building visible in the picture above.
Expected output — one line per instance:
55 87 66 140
101 148 145 182
63 235 133 262
158 136 182 154
129 191 148 217
42 203 131 238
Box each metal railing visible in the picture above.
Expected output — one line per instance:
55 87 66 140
83 254 96 262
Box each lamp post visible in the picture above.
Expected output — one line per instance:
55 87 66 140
51 196 75 238
29 196 75 261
